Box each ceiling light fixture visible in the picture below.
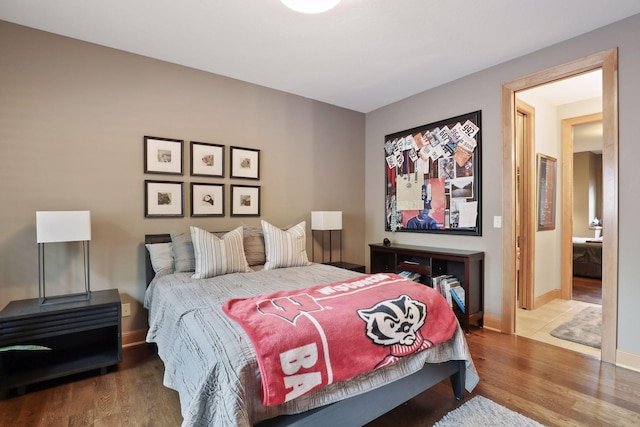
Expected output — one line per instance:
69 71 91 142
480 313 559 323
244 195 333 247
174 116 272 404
281 0 341 14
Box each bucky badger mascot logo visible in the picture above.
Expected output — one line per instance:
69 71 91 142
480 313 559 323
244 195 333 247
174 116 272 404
357 294 434 368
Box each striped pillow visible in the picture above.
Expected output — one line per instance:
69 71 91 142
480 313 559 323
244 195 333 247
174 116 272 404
190 226 251 279
243 225 266 266
262 220 311 270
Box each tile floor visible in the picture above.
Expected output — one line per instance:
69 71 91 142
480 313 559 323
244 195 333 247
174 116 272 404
516 298 601 359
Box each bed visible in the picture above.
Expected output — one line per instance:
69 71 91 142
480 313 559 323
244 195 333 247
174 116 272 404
143 224 478 427
572 237 602 279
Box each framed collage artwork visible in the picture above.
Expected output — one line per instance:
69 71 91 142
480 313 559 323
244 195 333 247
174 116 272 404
384 111 482 236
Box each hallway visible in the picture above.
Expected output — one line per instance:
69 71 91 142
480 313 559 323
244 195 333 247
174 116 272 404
516 298 600 359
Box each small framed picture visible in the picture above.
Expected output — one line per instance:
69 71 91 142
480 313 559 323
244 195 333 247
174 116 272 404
144 136 183 175
145 180 184 217
231 184 261 216
191 142 224 177
191 183 225 217
230 146 260 180
537 153 557 231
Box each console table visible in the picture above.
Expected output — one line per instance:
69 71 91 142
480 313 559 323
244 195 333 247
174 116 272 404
369 243 484 332
0 289 122 394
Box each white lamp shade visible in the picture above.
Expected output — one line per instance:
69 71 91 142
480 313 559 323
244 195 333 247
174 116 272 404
36 211 91 243
281 0 341 14
311 211 342 230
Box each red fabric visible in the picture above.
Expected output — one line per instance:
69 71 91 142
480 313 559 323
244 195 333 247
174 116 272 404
222 273 458 406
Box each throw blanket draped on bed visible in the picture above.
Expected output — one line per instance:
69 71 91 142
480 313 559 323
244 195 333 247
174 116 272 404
223 273 457 406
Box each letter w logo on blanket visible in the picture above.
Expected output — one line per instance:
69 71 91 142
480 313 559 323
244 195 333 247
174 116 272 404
257 294 323 323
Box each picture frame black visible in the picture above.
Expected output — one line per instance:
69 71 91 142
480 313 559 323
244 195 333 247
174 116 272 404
537 153 557 231
230 146 260 180
191 182 225 217
230 184 261 216
384 110 482 236
190 141 224 178
144 136 184 175
144 180 184 218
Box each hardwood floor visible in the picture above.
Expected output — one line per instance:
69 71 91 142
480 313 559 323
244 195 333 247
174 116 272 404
516 298 601 359
371 329 640 426
514 276 603 359
0 344 182 426
572 276 603 305
2 329 639 426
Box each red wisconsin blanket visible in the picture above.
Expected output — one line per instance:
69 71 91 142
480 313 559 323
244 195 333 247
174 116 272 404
222 273 457 406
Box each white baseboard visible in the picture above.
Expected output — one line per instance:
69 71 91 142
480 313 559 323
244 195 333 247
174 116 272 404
616 349 640 372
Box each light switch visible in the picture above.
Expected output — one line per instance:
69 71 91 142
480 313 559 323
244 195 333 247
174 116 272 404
493 216 502 228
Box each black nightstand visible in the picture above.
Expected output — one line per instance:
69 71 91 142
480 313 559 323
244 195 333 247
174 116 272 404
325 261 366 273
0 289 122 394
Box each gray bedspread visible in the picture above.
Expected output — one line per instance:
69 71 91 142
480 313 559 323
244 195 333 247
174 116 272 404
144 263 478 427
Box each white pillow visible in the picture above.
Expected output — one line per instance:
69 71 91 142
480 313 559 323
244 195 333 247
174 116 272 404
145 243 174 276
262 220 311 270
190 226 251 279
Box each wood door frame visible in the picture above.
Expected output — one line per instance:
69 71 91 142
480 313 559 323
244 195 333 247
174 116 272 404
501 48 618 364
561 112 603 300
516 99 535 310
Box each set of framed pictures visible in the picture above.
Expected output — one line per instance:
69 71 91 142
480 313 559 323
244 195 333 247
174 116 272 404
143 136 261 218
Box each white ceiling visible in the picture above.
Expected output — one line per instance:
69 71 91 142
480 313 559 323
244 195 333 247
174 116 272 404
1 1 638 113
519 70 603 106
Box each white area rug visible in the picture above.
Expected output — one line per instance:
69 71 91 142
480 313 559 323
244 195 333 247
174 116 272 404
434 396 545 427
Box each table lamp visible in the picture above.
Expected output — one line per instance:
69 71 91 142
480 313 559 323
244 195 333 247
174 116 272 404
311 211 342 264
36 211 92 305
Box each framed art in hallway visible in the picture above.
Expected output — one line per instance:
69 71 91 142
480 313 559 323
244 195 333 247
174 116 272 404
230 146 260 180
230 184 260 216
144 136 184 175
145 180 184 217
190 141 224 177
536 153 557 230
191 183 224 217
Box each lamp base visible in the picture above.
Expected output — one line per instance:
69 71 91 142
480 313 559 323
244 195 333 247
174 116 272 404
38 241 91 306
39 291 91 306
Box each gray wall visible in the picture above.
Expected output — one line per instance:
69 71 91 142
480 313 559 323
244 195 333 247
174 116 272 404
0 21 365 332
365 14 640 357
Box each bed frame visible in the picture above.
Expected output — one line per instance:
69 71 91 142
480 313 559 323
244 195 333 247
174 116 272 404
144 234 466 426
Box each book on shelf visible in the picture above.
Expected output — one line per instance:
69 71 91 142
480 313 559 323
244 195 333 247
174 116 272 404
443 277 460 309
449 283 465 313
431 274 444 292
398 261 431 276
399 270 422 282
431 275 455 308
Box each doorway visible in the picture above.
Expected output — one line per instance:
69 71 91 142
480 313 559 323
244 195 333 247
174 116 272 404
515 99 535 311
561 113 603 305
501 48 619 364
514 95 603 357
